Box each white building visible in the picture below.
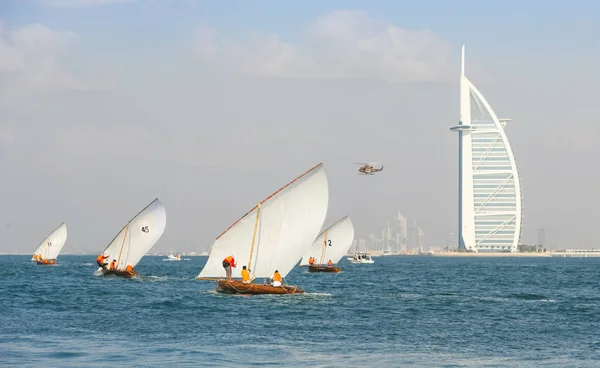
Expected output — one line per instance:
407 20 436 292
396 210 407 250
450 45 523 253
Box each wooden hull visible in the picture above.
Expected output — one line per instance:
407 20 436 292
308 265 340 273
102 269 137 278
216 280 304 295
36 260 55 265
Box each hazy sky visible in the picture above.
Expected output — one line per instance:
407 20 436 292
1 0 599 254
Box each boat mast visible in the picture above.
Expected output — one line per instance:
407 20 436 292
247 203 261 273
319 230 328 265
116 223 130 267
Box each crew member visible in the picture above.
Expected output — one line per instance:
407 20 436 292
327 260 333 267
308 257 314 266
96 254 109 269
222 255 236 281
125 264 133 272
271 270 282 287
241 265 251 284
109 259 116 270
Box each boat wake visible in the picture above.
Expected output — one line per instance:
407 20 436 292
399 293 424 299
301 292 332 297
135 275 169 282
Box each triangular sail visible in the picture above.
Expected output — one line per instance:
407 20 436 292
299 216 354 266
32 222 67 261
198 163 329 279
101 198 166 270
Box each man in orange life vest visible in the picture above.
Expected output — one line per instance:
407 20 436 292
270 270 282 287
222 255 236 281
96 254 109 269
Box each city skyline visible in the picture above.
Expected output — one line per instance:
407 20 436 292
352 209 427 253
1 1 599 253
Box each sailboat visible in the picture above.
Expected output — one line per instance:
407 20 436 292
32 222 67 265
196 162 329 295
299 216 354 273
97 198 166 278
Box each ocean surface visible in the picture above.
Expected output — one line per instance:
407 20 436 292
1 255 599 367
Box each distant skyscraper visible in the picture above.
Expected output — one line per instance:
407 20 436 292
386 220 392 250
397 210 407 250
368 233 376 251
450 45 523 253
358 238 366 252
538 228 546 246
409 220 419 250
417 227 424 252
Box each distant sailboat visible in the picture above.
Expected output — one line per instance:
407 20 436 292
196 163 329 294
32 222 67 265
97 198 166 278
300 216 354 273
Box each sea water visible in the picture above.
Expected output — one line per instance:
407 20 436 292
1 255 599 367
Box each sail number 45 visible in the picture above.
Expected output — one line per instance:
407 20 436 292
141 226 150 233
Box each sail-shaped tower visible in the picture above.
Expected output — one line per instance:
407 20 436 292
450 45 522 253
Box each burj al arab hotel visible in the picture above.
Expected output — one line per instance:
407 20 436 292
450 46 523 253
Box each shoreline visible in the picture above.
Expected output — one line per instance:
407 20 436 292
433 252 549 257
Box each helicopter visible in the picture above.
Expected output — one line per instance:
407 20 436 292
355 162 384 175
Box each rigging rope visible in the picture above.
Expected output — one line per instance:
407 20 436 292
319 230 328 265
116 223 129 268
247 203 261 275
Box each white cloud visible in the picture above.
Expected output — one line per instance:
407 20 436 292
39 0 136 7
193 10 452 82
0 22 113 98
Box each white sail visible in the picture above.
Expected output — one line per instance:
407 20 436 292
31 222 67 261
299 215 354 266
198 163 329 279
101 198 166 270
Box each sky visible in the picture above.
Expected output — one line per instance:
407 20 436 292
1 0 599 254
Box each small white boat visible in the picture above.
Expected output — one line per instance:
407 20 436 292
347 252 374 264
166 254 181 261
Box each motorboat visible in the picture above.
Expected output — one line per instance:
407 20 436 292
347 252 374 264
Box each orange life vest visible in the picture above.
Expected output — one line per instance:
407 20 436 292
327 260 333 266
109 261 116 269
224 256 235 267
241 269 250 281
125 265 133 271
273 272 281 282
